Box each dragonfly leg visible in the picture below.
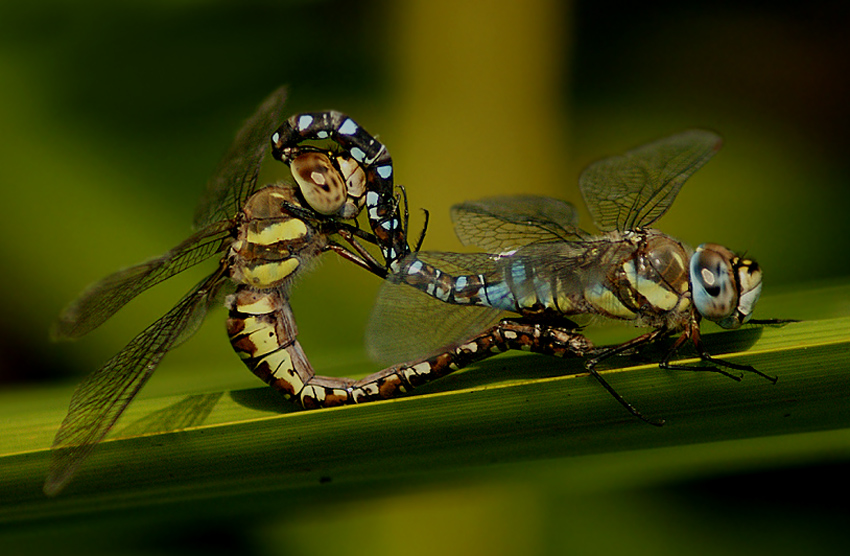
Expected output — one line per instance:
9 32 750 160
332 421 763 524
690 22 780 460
661 320 777 384
414 208 429 252
326 230 388 279
696 352 776 383
398 185 410 253
584 329 669 427
396 184 430 253
748 318 799 326
657 328 741 381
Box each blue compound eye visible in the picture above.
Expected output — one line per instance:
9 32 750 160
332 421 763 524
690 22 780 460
690 244 738 324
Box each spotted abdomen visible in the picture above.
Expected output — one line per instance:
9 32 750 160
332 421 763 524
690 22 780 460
225 286 405 408
226 287 317 400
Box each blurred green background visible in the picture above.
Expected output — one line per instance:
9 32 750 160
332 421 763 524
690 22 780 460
1 0 849 554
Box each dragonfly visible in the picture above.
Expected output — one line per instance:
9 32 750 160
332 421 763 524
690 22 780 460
367 129 788 425
46 87 414 494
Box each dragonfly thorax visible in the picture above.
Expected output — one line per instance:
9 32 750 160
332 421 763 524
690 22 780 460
581 229 693 328
228 185 327 289
689 243 763 329
627 232 692 308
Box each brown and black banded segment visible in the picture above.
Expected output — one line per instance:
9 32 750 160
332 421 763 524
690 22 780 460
228 279 593 410
226 287 316 400
299 320 594 409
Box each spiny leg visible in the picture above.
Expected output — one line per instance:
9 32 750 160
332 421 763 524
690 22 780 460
397 184 430 253
398 184 410 254
324 242 387 279
413 208 429 252
658 329 745 382
329 228 388 279
583 329 670 426
661 320 777 383
748 318 799 326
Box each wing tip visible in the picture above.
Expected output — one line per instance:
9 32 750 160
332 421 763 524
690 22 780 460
42 450 79 497
49 317 81 342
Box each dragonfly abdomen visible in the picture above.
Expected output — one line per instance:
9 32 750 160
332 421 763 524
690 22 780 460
395 256 513 309
394 231 693 327
225 286 416 409
226 286 317 400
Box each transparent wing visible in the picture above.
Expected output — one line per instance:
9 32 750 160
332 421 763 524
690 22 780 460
51 220 232 340
367 252 504 364
192 86 288 229
413 251 504 276
44 270 227 496
117 392 224 437
451 195 588 252
579 129 722 232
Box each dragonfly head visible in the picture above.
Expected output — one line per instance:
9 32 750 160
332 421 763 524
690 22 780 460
290 151 366 218
690 243 763 329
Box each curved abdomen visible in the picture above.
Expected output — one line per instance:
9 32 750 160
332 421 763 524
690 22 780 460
226 286 415 408
226 287 321 401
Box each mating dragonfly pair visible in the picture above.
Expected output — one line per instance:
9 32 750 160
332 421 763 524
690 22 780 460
46 87 782 494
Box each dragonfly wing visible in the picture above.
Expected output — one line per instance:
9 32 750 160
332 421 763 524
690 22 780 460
52 221 232 340
44 271 226 496
451 195 587 252
367 282 503 365
579 129 722 232
368 252 504 364
192 86 288 229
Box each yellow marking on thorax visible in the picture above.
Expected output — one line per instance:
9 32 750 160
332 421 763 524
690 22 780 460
247 219 309 246
516 291 539 310
623 261 680 311
584 284 637 319
553 276 578 314
556 293 576 313
242 258 300 288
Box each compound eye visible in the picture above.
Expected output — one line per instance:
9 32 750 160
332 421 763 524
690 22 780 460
334 155 367 219
690 244 738 324
290 152 347 215
336 156 367 198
